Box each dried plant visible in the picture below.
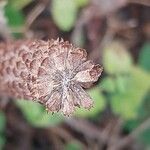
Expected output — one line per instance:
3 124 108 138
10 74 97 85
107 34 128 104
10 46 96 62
0 39 102 115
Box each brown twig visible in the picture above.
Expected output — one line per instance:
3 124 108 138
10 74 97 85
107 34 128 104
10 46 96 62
25 2 47 32
65 118 106 142
128 0 150 6
108 117 150 150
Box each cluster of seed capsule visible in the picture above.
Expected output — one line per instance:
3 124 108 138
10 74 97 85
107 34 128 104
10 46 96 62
0 39 102 115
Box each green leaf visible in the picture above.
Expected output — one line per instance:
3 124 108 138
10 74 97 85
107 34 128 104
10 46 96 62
16 100 64 127
115 75 128 94
75 87 106 117
124 119 150 148
74 0 89 8
51 0 78 31
124 92 150 133
65 141 82 150
124 119 140 131
100 75 129 94
0 136 6 150
8 0 32 10
100 77 116 93
0 111 6 150
103 41 133 75
138 127 150 146
140 92 150 118
0 111 6 132
138 42 150 72
5 4 25 27
111 67 150 119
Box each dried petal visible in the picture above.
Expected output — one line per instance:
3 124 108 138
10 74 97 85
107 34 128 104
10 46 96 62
46 89 62 112
73 84 94 109
74 64 103 83
67 47 87 69
61 88 75 116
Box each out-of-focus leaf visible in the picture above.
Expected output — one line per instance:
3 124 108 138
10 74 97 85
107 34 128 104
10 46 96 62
136 95 150 147
103 41 132 75
74 0 89 7
100 77 116 93
0 111 6 132
115 75 128 94
75 87 106 117
138 127 150 146
0 111 6 150
8 0 32 10
140 93 150 118
111 67 150 119
16 100 64 127
138 42 150 72
100 75 128 94
5 4 25 27
65 141 82 150
0 136 5 150
72 29 85 47
124 119 140 132
125 119 150 148
124 92 150 134
51 0 77 31
4 4 25 37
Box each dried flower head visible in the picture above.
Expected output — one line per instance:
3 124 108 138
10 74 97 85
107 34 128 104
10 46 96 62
0 38 103 115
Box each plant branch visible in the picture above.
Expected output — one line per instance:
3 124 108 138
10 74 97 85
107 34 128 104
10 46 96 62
108 117 150 150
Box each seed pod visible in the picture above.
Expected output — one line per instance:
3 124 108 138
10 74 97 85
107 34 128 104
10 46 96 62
0 39 103 115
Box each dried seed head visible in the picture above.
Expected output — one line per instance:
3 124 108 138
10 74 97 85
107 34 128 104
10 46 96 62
0 38 103 115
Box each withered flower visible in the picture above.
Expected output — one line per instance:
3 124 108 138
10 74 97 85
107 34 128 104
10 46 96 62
0 39 102 115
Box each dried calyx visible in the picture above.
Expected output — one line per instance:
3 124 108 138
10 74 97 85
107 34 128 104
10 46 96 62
0 38 103 115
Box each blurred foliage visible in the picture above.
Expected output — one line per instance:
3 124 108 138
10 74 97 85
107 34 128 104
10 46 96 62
100 76 125 94
4 2 25 37
102 41 150 120
51 0 78 31
100 75 130 103
51 0 89 31
138 42 150 72
124 92 150 148
16 100 64 127
65 141 82 150
5 4 24 27
111 67 150 119
139 128 150 146
103 41 132 75
7 0 32 10
101 40 150 148
74 0 89 8
0 111 6 150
